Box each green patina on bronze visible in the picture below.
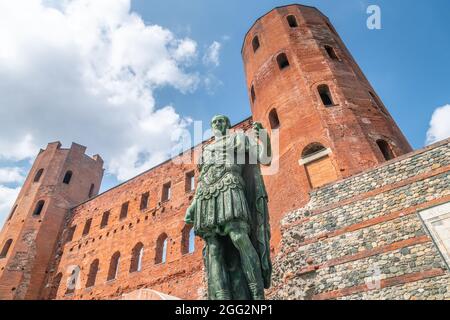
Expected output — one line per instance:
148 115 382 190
185 115 272 300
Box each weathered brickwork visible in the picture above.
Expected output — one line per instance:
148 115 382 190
268 140 450 300
1 4 448 300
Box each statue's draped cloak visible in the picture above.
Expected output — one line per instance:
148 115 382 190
192 132 272 294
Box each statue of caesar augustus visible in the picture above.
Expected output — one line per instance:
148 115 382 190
185 115 272 300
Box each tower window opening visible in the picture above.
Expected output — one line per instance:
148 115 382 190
86 259 99 288
162 183 171 202
49 273 62 300
65 267 79 295
287 15 298 28
301 143 337 189
269 108 280 130
66 225 76 242
0 239 13 258
376 140 395 161
107 251 120 281
252 35 260 52
325 45 339 60
155 233 168 264
181 225 195 255
63 171 73 184
7 205 17 221
34 169 44 182
88 184 95 198
302 143 327 159
318 85 334 106
82 218 92 236
185 171 195 192
276 53 290 70
140 192 149 210
251 86 256 103
130 242 144 273
120 202 129 220
33 200 45 216
100 211 110 228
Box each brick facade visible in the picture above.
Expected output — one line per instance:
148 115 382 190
0 4 448 300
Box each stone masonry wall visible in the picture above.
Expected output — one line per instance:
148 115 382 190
268 139 450 300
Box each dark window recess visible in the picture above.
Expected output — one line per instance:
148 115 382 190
155 233 168 264
269 109 280 130
7 205 17 221
66 225 76 242
107 252 120 281
324 45 339 60
162 183 171 202
377 140 395 161
302 143 327 159
252 36 260 52
251 86 256 103
34 169 44 182
88 184 95 198
0 239 13 258
181 225 195 255
86 259 99 288
49 273 62 300
130 242 144 273
287 15 298 28
185 171 195 192
101 211 110 228
120 202 129 220
82 218 92 236
33 200 45 216
276 53 290 70
318 85 334 106
63 171 72 184
140 192 149 210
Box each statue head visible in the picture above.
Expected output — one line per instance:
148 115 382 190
211 115 231 137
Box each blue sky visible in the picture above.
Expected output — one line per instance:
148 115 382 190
0 0 449 227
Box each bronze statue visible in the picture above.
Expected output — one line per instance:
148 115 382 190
185 115 272 300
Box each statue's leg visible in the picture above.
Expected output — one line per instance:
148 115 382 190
229 229 265 300
206 235 231 300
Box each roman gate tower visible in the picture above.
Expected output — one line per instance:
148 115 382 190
0 142 104 299
242 4 412 247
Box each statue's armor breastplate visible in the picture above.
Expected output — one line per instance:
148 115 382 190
196 138 244 200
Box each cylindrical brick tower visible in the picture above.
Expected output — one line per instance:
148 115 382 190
242 4 412 249
0 142 104 299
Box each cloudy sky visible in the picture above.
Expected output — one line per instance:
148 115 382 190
0 0 449 227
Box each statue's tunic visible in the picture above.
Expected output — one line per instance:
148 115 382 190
193 133 251 238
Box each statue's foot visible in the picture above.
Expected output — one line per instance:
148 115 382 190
248 283 264 300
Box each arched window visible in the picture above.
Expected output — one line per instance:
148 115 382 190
33 200 45 216
86 259 99 288
252 35 260 52
63 171 73 184
155 233 168 264
276 53 290 70
130 242 144 273
107 251 120 281
181 225 195 255
100 211 110 229
269 108 280 130
49 273 62 300
162 183 171 202
286 15 298 28
82 218 92 236
7 205 17 221
88 184 95 198
0 239 13 258
318 84 334 106
34 169 44 182
66 225 76 242
324 45 339 60
120 202 129 220
301 143 338 189
250 85 256 103
65 267 79 295
377 140 395 161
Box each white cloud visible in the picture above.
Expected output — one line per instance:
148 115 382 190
426 104 450 145
0 0 202 181
203 41 222 67
0 167 26 184
0 185 21 228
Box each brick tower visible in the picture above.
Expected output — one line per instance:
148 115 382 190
241 4 412 248
0 142 104 299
